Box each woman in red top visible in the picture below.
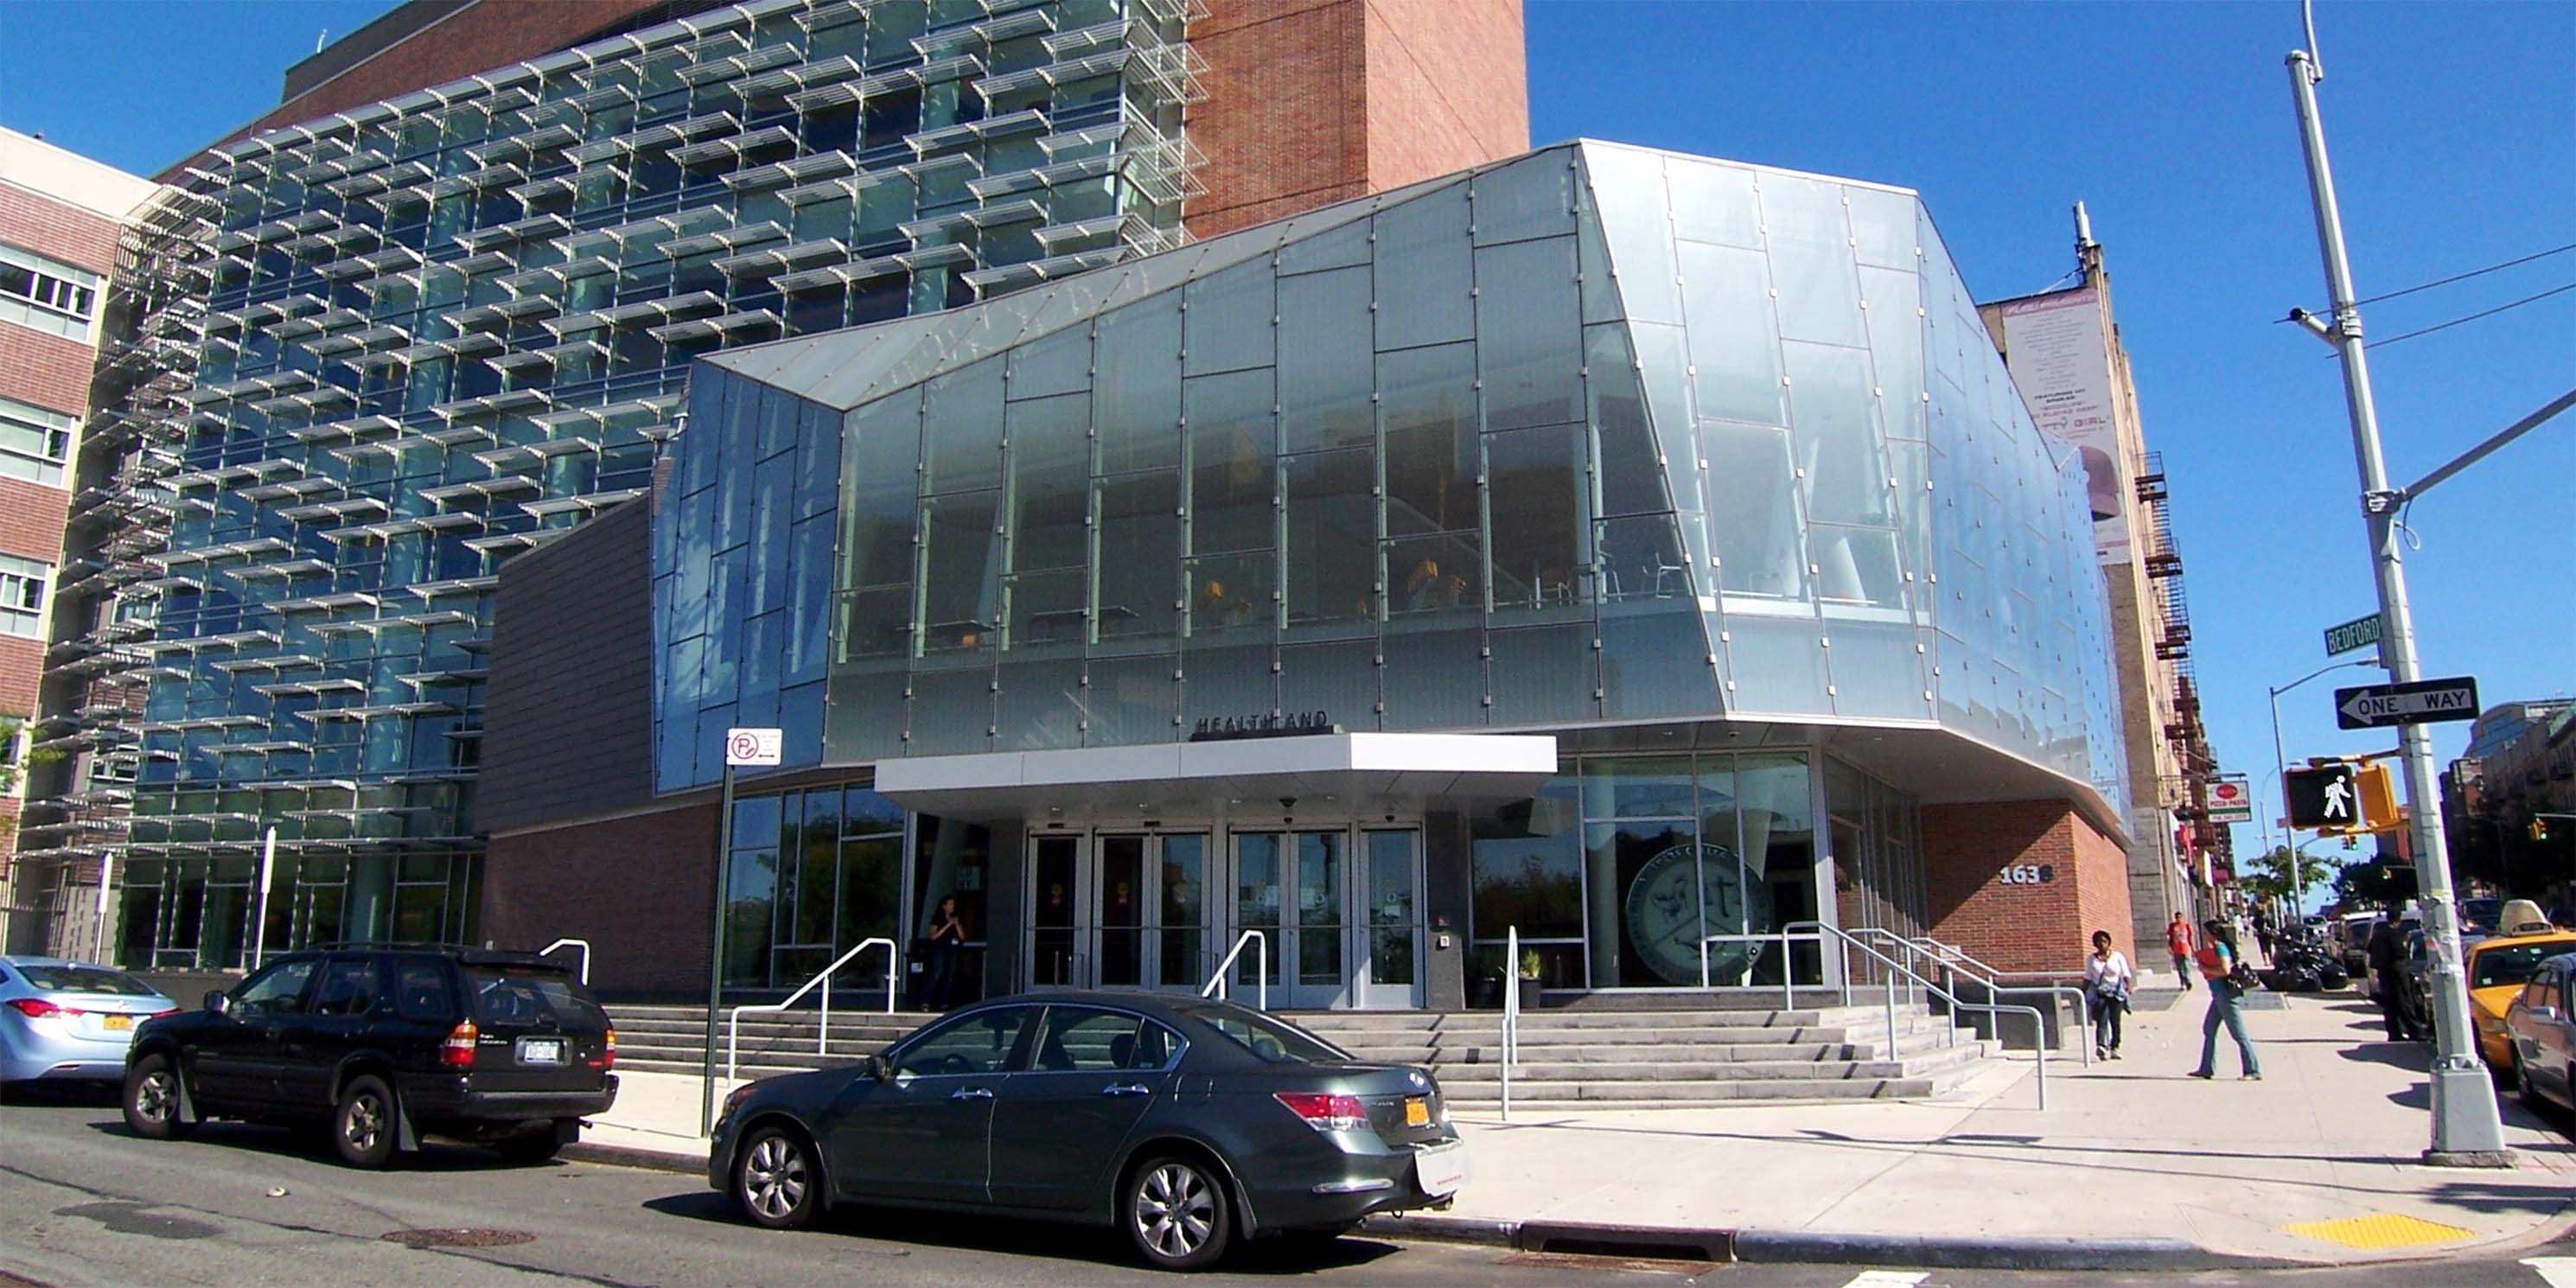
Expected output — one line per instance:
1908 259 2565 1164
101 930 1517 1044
2189 919 2262 1080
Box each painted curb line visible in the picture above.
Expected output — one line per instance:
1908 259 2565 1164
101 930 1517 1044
1359 1213 2291 1272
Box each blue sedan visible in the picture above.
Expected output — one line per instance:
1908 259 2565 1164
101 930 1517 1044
1 957 176 1089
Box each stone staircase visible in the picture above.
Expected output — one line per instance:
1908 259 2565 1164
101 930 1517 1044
609 995 2003 1106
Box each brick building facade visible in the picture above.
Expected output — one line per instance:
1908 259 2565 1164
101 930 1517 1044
0 128 155 942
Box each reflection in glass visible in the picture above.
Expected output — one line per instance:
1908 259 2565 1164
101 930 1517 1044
1486 424 1590 622
1284 450 1375 636
1184 368 1277 555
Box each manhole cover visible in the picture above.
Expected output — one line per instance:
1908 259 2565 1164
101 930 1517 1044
380 1227 538 1250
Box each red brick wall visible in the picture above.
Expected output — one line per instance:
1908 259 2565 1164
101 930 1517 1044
0 478 70 566
1922 800 2135 975
0 327 97 416
481 801 719 999
1188 0 1529 239
167 0 669 181
1361 0 1528 193
1188 0 1369 239
0 187 123 275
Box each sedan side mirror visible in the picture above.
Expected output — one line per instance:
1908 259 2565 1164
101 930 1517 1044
860 1053 892 1082
204 991 232 1016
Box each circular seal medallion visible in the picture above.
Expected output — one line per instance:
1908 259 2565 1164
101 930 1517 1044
1622 842 1774 985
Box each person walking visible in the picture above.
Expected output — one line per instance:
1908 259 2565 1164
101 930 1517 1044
919 895 967 1012
2189 918 2262 1081
2082 929 2134 1060
2253 909 2276 965
2165 913 2196 992
2363 917 2421 1042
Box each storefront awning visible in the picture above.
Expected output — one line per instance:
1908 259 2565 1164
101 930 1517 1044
874 732 1559 824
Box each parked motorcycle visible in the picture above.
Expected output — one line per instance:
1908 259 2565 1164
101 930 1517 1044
2261 928 2350 992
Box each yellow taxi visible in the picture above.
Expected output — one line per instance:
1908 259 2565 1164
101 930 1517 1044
2467 921 2576 1073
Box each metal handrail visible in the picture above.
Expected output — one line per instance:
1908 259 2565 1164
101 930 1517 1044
1884 933 2092 1067
539 937 590 984
1502 926 1521 1121
1705 921 2049 1109
726 937 897 1081
1698 930 1817 1009
1199 929 1267 1011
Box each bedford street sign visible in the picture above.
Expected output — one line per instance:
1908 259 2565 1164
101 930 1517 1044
2324 611 2383 659
2333 676 2479 731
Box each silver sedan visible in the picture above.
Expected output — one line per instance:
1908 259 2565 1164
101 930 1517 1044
0 956 176 1088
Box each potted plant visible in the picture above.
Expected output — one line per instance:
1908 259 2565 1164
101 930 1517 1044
1515 948 1544 1011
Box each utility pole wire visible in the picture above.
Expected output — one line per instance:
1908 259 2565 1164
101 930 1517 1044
2367 280 2576 350
2281 241 2576 322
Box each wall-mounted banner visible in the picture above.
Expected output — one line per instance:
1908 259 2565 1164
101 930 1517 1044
1996 285 2130 567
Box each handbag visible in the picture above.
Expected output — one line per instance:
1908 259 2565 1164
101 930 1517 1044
2227 958 2260 990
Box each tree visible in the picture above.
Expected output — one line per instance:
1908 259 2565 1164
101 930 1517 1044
2241 845 2339 909
2331 856 2417 911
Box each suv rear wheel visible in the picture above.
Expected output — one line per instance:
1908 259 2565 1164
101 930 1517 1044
123 1054 194 1140
333 1074 399 1169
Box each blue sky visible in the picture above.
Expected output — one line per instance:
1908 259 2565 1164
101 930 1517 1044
6 1 2570 884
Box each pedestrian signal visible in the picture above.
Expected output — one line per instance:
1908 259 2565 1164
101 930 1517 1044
2284 763 2365 831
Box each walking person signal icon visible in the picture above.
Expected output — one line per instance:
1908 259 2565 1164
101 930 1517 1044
2283 762 2392 833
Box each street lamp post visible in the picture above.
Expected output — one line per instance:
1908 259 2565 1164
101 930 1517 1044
2284 47 2509 1165
2268 658 2383 913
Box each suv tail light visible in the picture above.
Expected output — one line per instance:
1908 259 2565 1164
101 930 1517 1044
5 998 68 1019
1274 1092 1369 1132
591 1028 616 1070
441 1020 478 1069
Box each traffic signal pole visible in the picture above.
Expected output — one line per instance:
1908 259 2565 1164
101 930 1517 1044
2283 49 2509 1164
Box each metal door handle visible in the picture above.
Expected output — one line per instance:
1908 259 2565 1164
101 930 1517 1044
950 1087 994 1101
1102 1084 1153 1098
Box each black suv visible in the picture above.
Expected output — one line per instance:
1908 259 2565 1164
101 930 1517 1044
121 944 618 1168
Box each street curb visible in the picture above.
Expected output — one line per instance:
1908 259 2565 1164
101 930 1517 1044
560 1141 705 1176
1359 1214 2290 1272
1729 1229 2289 1272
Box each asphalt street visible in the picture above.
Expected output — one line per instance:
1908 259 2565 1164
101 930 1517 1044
0 1093 2568 1288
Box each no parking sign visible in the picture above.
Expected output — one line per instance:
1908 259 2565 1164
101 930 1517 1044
725 727 782 767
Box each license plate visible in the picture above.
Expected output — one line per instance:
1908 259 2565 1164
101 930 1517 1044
1414 1142 1468 1196
1405 1096 1431 1128
518 1037 566 1065
102 1014 134 1032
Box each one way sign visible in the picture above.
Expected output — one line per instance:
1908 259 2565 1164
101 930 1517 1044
2334 676 2480 730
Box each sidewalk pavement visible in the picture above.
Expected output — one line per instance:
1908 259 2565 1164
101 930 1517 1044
575 990 2575 1270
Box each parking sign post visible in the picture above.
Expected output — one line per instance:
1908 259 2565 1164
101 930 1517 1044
704 728 782 1135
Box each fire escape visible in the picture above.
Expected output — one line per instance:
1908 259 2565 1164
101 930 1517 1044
2139 452 2233 883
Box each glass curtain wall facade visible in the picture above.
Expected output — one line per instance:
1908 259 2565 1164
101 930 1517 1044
92 0 1202 966
655 139 2123 995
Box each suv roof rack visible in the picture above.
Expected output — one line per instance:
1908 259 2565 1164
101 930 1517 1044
309 940 568 969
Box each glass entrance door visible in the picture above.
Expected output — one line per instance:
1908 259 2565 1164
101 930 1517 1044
1229 829 1420 1010
1093 833 1208 992
1353 830 1424 1008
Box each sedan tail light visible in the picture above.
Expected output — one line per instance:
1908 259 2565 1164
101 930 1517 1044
1274 1092 1369 1132
441 1020 478 1069
5 998 70 1019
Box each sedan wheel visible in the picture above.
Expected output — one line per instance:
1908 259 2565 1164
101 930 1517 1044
735 1128 819 1229
122 1055 194 1140
1126 1156 1230 1271
2517 1056 2543 1110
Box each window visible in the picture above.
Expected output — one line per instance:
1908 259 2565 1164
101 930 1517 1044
393 960 457 1022
0 555 49 638
892 1006 1032 1077
1177 1002 1347 1064
15 964 155 995
233 958 318 1017
465 965 606 1027
1032 1006 1142 1073
313 955 381 1017
0 245 102 338
0 398 73 486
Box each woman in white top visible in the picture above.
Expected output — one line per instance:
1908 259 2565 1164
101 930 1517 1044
2083 929 2136 1060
